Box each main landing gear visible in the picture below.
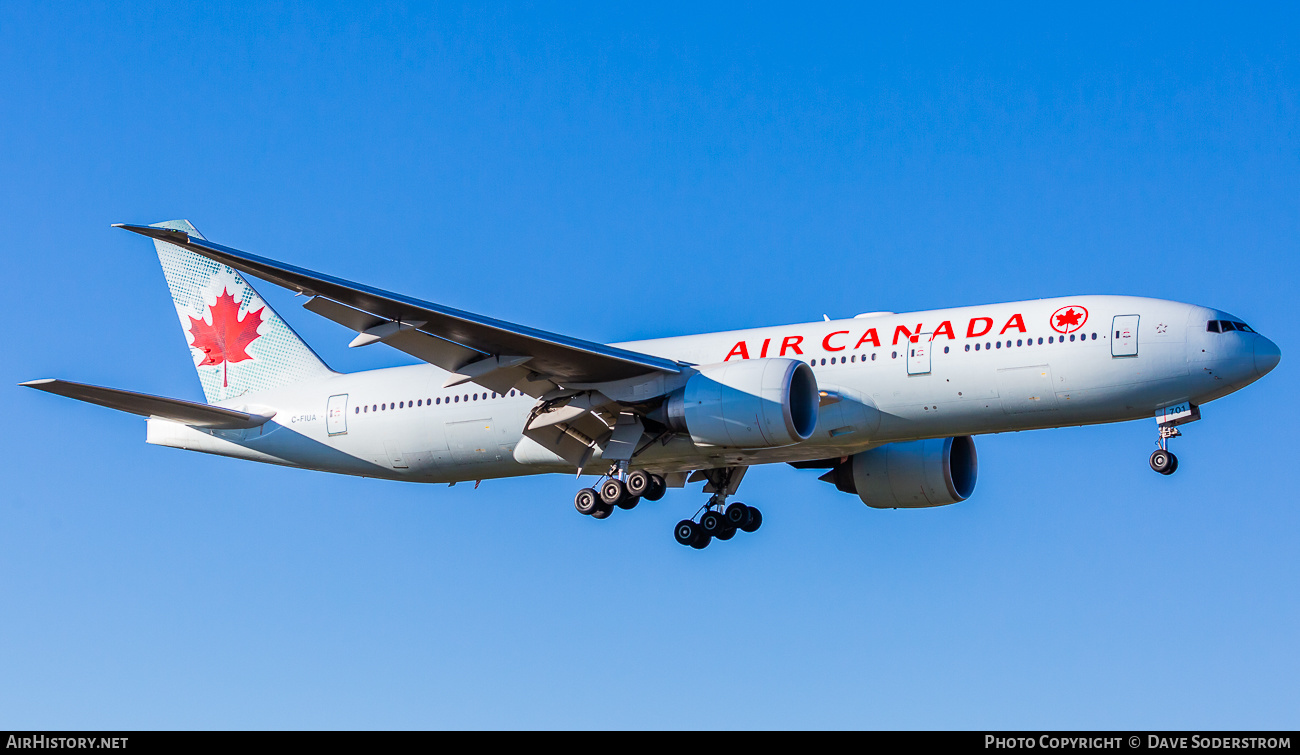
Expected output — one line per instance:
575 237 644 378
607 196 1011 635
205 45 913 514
674 499 762 550
673 467 761 550
1150 425 1180 476
573 465 763 549
574 469 666 519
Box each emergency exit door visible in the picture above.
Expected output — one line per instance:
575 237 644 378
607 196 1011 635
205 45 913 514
326 394 348 435
907 333 933 375
1111 316 1139 357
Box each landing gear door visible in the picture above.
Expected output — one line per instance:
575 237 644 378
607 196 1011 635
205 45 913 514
327 393 348 435
1112 315 1139 357
907 333 933 375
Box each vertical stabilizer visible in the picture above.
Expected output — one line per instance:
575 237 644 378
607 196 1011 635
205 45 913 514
150 220 332 403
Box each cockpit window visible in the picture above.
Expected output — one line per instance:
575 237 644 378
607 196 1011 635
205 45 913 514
1208 319 1256 334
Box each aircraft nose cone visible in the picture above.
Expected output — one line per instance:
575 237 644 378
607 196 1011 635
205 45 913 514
1255 336 1281 376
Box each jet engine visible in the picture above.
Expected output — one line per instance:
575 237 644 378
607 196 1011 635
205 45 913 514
656 359 819 448
820 436 977 508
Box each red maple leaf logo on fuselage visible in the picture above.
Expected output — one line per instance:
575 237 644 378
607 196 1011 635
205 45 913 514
188 288 264 387
1050 305 1089 334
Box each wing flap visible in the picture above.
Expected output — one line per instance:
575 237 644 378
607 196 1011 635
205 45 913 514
21 379 274 430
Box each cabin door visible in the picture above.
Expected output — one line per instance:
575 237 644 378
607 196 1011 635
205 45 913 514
1112 315 1139 357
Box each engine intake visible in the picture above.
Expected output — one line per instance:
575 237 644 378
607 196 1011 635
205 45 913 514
660 359 818 448
822 436 977 508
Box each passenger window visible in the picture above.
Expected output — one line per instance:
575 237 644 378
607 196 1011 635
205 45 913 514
1037 337 1043 344
944 346 950 353
975 343 980 351
965 344 971 352
871 353 877 361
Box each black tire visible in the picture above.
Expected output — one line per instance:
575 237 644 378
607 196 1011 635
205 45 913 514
1166 452 1179 475
617 495 640 510
739 507 763 533
701 510 725 536
600 478 627 506
644 476 666 502
725 502 749 528
1150 449 1173 475
574 488 600 516
716 527 736 541
627 470 652 497
675 519 699 546
591 503 613 520
690 533 712 549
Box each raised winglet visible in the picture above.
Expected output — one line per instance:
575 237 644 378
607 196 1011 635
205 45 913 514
113 223 191 245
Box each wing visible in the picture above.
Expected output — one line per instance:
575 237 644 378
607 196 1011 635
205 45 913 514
114 223 682 396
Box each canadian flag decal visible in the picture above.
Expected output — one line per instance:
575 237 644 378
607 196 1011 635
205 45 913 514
187 288 265 386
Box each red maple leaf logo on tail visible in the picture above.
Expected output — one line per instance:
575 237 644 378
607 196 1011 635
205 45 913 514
187 288 264 387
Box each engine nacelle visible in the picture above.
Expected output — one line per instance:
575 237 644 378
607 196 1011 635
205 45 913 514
659 359 819 448
823 436 978 508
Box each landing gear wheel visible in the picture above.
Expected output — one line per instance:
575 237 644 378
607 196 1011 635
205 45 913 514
616 495 640 510
724 502 749 528
574 488 600 516
600 478 627 506
1150 449 1176 475
644 475 666 502
675 519 700 546
626 470 653 497
739 507 762 533
715 527 736 541
591 503 613 519
700 510 726 536
690 533 712 549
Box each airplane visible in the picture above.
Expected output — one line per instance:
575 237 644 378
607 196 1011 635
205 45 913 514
22 221 1281 549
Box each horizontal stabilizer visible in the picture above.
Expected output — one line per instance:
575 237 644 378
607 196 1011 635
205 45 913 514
20 379 275 430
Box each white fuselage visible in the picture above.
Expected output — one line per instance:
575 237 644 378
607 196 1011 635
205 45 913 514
144 295 1277 483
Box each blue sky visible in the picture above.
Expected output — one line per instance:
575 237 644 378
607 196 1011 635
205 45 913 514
2 2 1297 729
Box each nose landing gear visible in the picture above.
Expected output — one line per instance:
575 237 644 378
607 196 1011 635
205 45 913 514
1150 425 1181 476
